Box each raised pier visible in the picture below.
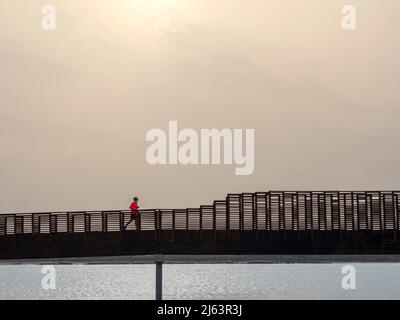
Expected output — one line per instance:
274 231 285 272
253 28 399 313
1 191 399 259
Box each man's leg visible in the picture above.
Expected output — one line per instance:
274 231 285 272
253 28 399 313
125 217 133 229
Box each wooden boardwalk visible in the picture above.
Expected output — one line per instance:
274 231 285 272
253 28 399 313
1 191 399 259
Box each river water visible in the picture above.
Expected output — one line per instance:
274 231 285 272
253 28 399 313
0 263 399 300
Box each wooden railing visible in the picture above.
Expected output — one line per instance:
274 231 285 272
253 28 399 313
1 191 399 236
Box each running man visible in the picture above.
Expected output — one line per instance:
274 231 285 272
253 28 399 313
125 197 140 230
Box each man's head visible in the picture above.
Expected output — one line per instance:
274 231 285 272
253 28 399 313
133 197 139 202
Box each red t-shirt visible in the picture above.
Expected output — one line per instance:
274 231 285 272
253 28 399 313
129 201 138 215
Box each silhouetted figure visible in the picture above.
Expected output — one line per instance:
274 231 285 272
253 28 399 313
125 197 140 230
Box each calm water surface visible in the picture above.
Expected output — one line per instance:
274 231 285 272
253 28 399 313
0 264 399 300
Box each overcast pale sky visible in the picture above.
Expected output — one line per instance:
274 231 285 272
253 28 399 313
1 0 399 212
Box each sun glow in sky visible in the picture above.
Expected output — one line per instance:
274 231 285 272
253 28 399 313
120 0 182 9
1 0 400 212
118 0 183 19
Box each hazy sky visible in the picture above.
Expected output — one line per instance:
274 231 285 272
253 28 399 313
1 0 399 212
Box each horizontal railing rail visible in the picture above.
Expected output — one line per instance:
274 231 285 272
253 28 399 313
0 191 399 236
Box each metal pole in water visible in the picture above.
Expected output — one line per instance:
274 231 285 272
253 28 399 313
154 254 164 300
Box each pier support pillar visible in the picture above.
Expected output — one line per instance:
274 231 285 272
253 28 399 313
154 254 164 300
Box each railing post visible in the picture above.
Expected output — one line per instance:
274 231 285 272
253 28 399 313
322 192 327 242
383 193 387 232
16 215 24 235
267 192 271 241
338 192 343 241
392 192 397 241
282 192 286 243
138 210 142 232
119 211 124 232
296 192 301 243
253 193 258 242
13 215 17 246
156 209 162 245
154 210 158 242
239 194 243 231
395 193 399 242
213 201 217 243
38 215 42 234
67 213 71 233
102 212 106 233
13 214 17 236
50 214 57 234
85 213 91 233
310 192 314 241
172 209 175 242
351 192 355 241
226 196 230 241
186 208 189 242
379 191 383 231
199 206 203 242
